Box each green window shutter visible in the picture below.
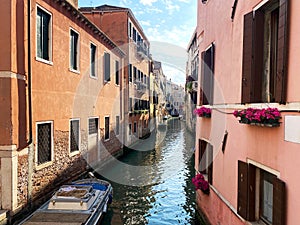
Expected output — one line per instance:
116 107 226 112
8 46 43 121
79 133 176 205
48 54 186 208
275 0 289 103
104 53 111 82
272 177 286 225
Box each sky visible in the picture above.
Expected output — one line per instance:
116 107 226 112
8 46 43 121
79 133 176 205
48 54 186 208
78 0 198 85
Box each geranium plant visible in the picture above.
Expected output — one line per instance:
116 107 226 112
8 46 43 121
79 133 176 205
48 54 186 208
193 106 212 118
192 173 210 195
233 107 281 127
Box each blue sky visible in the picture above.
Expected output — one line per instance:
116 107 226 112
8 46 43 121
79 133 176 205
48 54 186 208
78 0 197 85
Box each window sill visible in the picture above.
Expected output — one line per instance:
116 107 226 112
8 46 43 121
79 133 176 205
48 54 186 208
89 75 98 80
35 161 53 171
246 220 268 225
69 68 80 74
35 57 53 66
69 150 80 157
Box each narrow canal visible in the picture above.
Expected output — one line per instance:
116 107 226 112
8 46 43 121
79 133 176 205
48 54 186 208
96 119 206 225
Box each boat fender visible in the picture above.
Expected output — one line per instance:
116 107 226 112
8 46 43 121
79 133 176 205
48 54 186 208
80 200 83 206
52 200 55 205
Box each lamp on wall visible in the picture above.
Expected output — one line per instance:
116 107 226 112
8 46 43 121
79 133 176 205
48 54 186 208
222 131 228 153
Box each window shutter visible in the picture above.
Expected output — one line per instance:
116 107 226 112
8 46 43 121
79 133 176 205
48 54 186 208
273 178 286 225
241 12 253 104
275 0 288 103
237 161 248 220
207 145 213 185
252 10 264 103
248 164 256 221
105 53 111 81
198 139 206 173
200 51 205 105
209 43 215 105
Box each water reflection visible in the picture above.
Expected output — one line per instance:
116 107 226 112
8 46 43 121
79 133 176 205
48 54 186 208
97 119 205 225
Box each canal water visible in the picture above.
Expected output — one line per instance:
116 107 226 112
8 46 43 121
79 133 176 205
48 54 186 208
96 119 206 225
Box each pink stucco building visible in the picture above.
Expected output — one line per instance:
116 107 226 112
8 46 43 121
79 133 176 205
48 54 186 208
195 0 299 224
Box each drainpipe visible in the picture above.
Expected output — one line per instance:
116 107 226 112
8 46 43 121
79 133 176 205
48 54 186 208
27 0 34 207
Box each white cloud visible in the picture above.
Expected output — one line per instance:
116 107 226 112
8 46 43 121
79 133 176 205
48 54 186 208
139 0 157 6
163 0 180 15
146 24 194 48
140 20 151 26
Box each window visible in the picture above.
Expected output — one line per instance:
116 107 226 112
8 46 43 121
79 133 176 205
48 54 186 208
129 123 132 135
70 29 79 71
133 122 137 134
88 118 98 135
36 7 51 61
37 122 52 165
198 139 213 185
115 60 120 85
129 64 132 83
90 43 96 77
133 28 137 42
70 119 80 152
129 97 133 111
133 67 137 82
116 116 120 136
105 117 110 140
237 161 286 224
200 43 215 105
242 0 288 103
104 52 111 82
128 21 132 38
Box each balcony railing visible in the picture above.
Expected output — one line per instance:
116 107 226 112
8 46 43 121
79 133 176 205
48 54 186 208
137 44 150 59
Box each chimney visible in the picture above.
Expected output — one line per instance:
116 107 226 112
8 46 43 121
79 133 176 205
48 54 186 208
66 0 78 8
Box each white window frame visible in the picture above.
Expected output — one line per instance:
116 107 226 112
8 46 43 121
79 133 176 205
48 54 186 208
90 42 97 79
69 28 80 73
36 5 53 65
35 121 54 169
69 118 80 156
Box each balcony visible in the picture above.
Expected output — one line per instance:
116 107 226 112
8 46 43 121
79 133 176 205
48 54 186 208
137 44 150 59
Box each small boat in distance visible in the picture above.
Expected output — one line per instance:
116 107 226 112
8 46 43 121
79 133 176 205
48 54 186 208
18 173 113 225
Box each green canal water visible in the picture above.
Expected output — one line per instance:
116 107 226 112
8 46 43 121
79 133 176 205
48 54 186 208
96 119 207 225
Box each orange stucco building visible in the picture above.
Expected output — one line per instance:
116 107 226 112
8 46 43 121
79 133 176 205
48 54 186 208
80 5 152 146
0 0 125 218
195 0 300 224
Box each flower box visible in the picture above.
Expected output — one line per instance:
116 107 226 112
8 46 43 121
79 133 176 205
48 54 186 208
234 107 281 127
192 173 210 195
194 106 212 118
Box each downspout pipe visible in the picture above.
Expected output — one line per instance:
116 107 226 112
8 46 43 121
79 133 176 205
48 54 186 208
27 0 33 207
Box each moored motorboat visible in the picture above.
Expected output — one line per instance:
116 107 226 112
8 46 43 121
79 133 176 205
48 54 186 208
18 174 113 225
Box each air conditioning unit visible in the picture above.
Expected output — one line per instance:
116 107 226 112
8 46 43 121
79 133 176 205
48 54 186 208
192 81 198 91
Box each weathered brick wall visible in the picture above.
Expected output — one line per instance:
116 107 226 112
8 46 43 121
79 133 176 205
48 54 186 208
31 130 87 202
18 155 28 206
100 129 123 161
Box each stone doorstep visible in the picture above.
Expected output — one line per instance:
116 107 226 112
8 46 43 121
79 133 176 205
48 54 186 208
0 210 7 225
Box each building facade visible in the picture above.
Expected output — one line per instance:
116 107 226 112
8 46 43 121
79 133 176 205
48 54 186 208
0 0 124 217
80 4 152 146
186 29 199 133
195 0 299 224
